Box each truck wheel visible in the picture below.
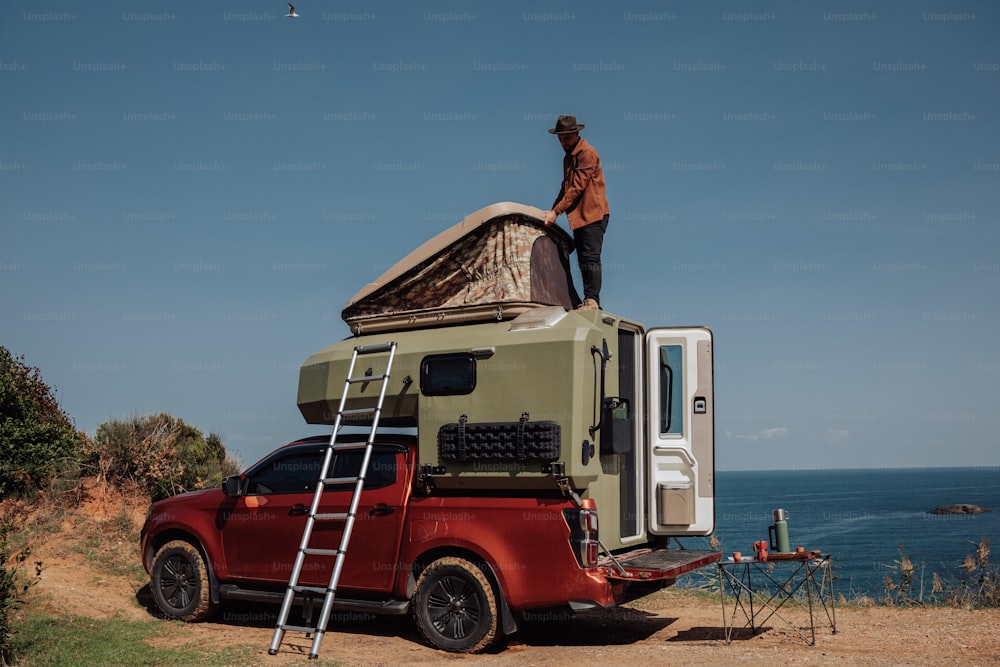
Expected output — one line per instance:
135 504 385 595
412 556 500 653
150 540 215 621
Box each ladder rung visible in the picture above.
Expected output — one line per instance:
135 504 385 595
331 442 367 451
279 624 320 634
322 476 358 485
313 512 349 521
340 407 379 418
302 548 341 557
347 374 388 384
291 584 329 594
356 342 394 354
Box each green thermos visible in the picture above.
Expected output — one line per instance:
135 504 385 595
769 508 790 553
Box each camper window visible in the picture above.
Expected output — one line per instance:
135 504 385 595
420 353 477 396
659 345 684 436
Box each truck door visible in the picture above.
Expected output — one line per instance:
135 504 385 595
645 327 715 536
221 445 408 592
308 447 409 591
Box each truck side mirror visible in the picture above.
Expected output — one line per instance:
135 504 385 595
222 475 245 497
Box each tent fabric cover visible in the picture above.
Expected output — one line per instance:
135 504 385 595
342 205 579 332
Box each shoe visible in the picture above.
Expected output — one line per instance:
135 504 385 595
576 298 599 311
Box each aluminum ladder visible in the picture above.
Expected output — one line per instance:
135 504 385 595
268 341 397 659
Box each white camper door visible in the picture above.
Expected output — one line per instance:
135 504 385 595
645 328 715 536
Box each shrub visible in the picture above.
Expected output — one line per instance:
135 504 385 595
880 542 932 606
944 538 1000 608
83 413 241 501
0 347 86 498
0 509 42 666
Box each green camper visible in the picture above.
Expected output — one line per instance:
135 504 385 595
298 202 715 553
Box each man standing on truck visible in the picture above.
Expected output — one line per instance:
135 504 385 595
543 114 611 311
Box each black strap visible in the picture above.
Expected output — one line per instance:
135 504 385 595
457 414 468 461
516 412 529 461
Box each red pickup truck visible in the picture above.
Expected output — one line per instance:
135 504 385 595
140 433 720 653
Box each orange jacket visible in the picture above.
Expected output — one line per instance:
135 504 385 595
551 137 610 230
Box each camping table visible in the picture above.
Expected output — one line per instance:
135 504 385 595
718 552 837 645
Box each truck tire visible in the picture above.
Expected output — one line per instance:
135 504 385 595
150 540 215 621
412 556 500 653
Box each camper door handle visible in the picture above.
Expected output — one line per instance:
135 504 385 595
369 504 395 517
589 339 611 438
289 504 309 516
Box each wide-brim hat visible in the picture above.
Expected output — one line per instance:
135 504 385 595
548 114 585 134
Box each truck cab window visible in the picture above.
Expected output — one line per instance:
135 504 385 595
325 451 397 491
246 448 398 495
247 452 323 495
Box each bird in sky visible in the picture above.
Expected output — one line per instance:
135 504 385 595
286 3 299 18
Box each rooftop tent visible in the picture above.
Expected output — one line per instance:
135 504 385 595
342 202 581 334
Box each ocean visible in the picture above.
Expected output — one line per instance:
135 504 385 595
682 467 1000 598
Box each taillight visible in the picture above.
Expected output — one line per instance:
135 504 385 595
586 540 599 567
564 506 600 568
580 509 599 567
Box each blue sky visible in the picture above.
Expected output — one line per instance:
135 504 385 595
2 1 998 471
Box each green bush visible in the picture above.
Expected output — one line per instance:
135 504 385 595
0 347 86 498
1 510 43 666
84 413 241 501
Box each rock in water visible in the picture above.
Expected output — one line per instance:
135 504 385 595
928 504 991 515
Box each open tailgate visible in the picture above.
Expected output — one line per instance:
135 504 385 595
599 548 721 582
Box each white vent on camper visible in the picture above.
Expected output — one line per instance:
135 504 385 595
509 306 567 331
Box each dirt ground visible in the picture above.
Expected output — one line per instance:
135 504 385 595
15 481 1000 666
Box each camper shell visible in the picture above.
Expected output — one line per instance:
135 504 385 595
298 202 716 552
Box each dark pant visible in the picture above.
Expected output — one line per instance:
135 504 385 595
573 214 609 304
